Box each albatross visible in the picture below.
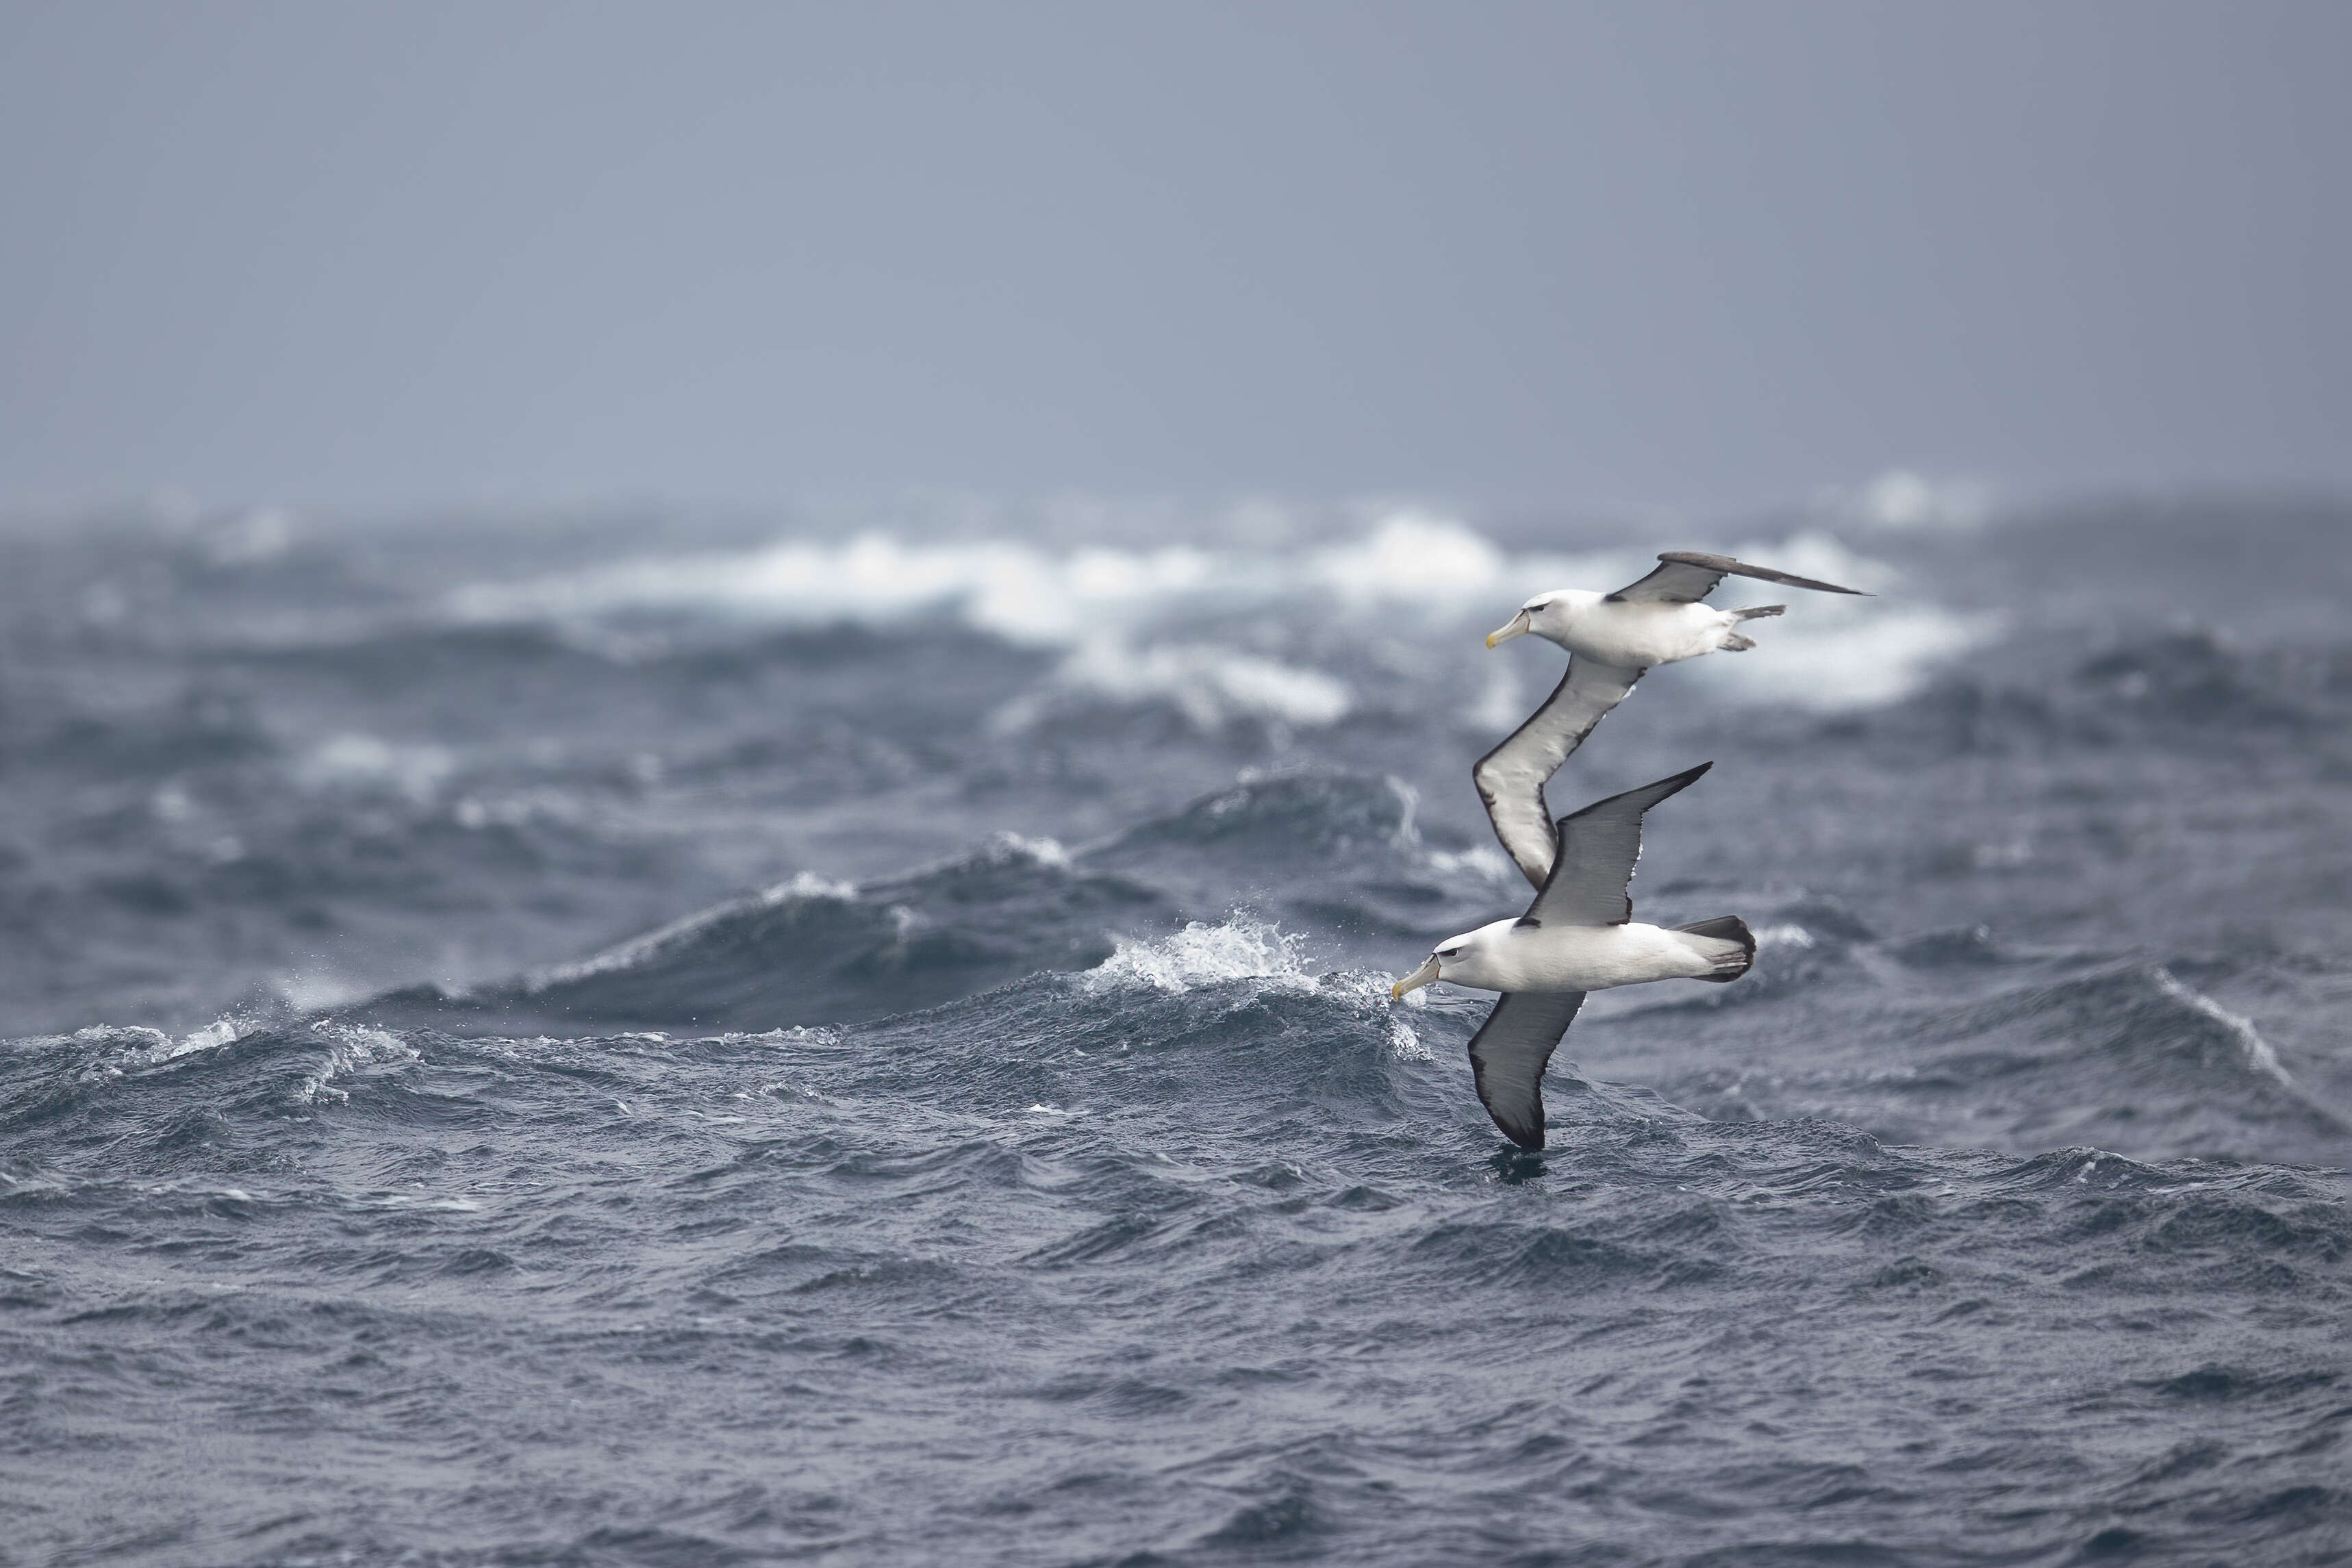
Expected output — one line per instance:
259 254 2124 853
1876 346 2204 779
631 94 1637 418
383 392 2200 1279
1476 551 1866 887
1391 762 1752 1151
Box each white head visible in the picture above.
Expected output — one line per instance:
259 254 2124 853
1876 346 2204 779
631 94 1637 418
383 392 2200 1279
1486 590 1604 650
1391 921 1514 999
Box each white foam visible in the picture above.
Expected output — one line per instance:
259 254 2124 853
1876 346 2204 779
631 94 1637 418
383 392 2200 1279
448 533 1222 646
293 733 455 803
1466 657 1528 735
972 832 1071 869
151 1015 270 1065
266 970 375 1014
713 1026 842 1048
202 507 297 565
63 1013 281 1086
2151 970 2290 1085
1011 637 1354 733
441 509 1623 646
355 1192 483 1213
71 1024 172 1052
296 1020 420 1105
453 789 585 831
529 869 861 992
1821 469 1995 531
444 510 1985 721
1386 1017 1431 1061
1691 601 2001 710
1085 915 1315 994
776 868 861 899
1311 511 1509 605
64 1023 192 1083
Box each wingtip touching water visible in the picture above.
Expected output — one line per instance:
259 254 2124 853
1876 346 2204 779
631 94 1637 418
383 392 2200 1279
1405 757 1736 1150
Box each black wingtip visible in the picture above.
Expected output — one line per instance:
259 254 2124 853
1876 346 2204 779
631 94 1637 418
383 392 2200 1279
1658 548 1872 597
1482 1095 1546 1149
1555 761 1712 832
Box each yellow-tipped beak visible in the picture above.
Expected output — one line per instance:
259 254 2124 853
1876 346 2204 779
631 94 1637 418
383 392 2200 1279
1391 955 1442 1000
1485 609 1531 649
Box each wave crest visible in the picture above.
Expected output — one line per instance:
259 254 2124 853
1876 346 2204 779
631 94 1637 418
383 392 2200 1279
1085 916 1314 995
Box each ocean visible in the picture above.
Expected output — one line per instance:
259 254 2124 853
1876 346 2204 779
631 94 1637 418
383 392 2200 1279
3 492 2348 1565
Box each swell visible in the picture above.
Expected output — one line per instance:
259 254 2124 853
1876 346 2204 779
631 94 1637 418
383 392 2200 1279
344 773 1502 1035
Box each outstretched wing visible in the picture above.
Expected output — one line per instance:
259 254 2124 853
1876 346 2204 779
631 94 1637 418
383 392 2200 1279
1608 550 1867 605
1468 989 1586 1150
1523 761 1712 927
1472 658 1645 888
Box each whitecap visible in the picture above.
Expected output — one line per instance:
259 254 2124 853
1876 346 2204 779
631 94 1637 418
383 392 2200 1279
292 733 456 803
1309 511 1509 606
1676 535 2003 710
1385 1016 1432 1061
1006 637 1353 733
972 831 1072 869
296 1021 420 1105
527 871 857 991
2150 970 2290 1086
1084 915 1315 995
1819 469 1995 531
155 1015 257 1063
442 509 1981 724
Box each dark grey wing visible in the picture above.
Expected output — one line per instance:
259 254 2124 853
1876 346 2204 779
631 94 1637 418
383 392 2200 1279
1469 989 1586 1150
1608 550 1868 603
1523 762 1712 926
1472 657 1645 888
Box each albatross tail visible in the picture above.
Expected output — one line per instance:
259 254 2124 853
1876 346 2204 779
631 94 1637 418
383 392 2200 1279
1717 605 1785 653
1673 915 1756 983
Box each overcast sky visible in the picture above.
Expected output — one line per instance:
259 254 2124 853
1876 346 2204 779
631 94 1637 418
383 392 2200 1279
1 1 2345 515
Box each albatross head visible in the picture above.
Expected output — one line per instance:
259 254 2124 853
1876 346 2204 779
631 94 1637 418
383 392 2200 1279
1486 591 1600 650
1391 930 1486 999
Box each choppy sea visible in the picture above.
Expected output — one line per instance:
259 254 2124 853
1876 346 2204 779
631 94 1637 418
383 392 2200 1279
3 493 2349 1566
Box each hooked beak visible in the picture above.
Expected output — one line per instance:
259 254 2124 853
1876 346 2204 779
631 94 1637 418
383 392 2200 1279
1391 955 1442 1000
1485 609 1531 649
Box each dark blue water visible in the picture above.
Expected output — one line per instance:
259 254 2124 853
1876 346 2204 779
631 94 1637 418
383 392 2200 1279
4 496 2349 1565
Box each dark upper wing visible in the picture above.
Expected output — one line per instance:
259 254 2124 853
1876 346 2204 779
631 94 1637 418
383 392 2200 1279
1471 657 1645 889
1608 550 1868 604
1468 989 1586 1150
1523 761 1712 926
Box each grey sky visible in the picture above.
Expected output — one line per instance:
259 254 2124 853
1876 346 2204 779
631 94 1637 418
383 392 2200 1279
1 1 2345 514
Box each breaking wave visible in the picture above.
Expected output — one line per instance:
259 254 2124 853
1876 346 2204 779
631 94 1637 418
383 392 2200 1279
440 513 1992 719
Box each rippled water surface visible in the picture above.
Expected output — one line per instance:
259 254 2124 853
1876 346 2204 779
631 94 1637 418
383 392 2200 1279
3 497 2349 1565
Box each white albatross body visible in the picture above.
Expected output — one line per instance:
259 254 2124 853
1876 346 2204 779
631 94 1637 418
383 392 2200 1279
1475 552 1867 888
1393 762 1753 1151
1491 587 1774 670
1419 915 1732 994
